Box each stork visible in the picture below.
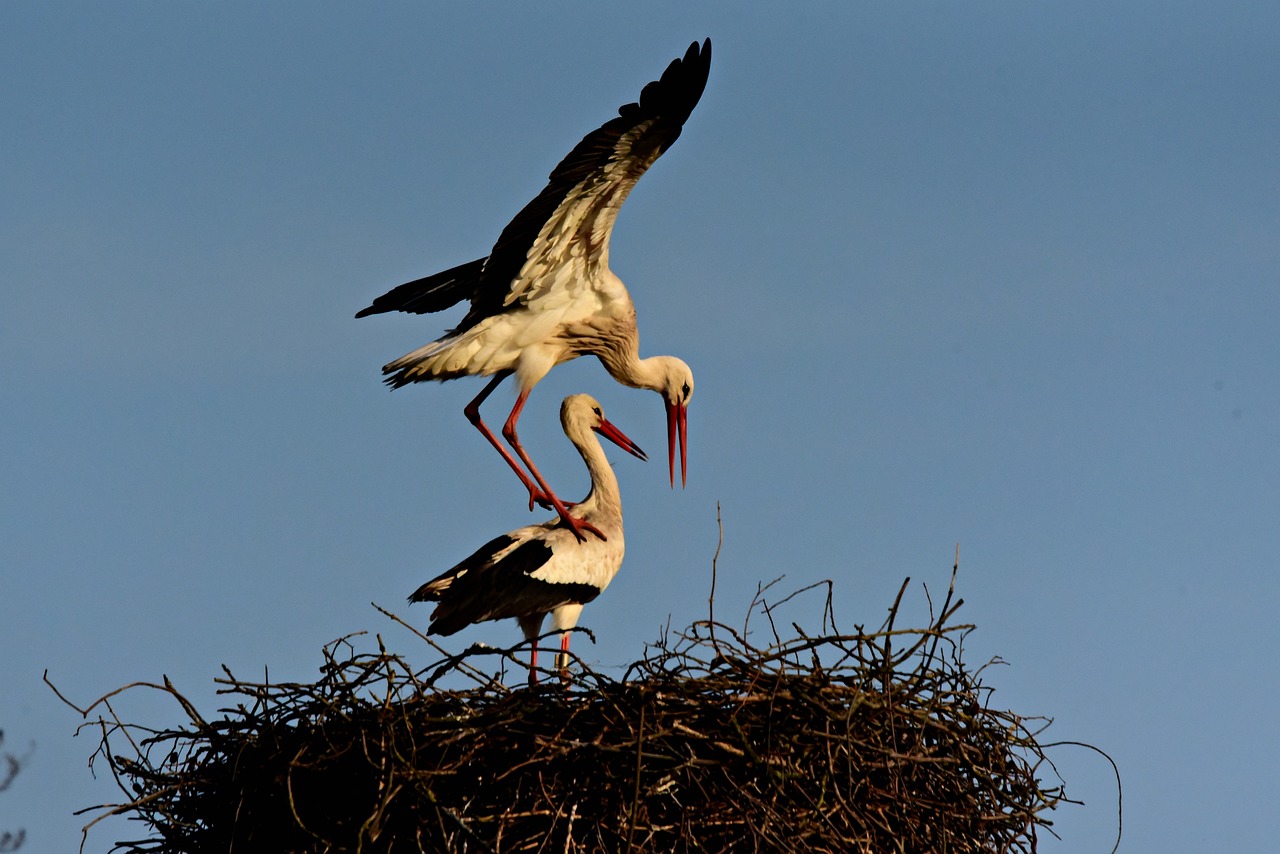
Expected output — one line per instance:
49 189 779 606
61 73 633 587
357 39 710 542
409 394 645 685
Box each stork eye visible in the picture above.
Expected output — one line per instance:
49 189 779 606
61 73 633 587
681 382 691 400
593 407 602 416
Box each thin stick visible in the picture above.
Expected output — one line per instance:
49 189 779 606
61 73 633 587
708 502 724 654
1041 740 1123 854
625 696 646 853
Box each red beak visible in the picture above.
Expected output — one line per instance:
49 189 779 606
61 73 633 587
666 399 688 488
593 417 648 462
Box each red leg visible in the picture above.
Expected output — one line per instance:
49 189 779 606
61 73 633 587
528 643 539 687
502 391 605 544
464 373 555 511
556 632 573 684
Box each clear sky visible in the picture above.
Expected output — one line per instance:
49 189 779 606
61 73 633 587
3 3 1278 850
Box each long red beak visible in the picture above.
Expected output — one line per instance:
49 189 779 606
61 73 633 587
666 399 688 488
594 417 648 462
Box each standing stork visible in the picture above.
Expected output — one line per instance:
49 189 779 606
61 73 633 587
409 394 646 685
357 39 710 542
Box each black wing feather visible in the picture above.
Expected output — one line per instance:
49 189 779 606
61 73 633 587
408 533 527 604
355 257 486 318
412 535 603 637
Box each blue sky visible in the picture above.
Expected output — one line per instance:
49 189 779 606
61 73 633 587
4 3 1278 850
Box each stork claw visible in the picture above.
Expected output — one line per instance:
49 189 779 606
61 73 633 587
528 489 577 512
559 512 606 543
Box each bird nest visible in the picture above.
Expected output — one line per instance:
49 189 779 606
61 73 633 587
58 574 1078 853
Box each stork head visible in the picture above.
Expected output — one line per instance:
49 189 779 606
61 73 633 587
561 394 648 462
651 357 693 488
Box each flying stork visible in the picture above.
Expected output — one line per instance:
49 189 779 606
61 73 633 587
409 394 646 685
357 39 710 542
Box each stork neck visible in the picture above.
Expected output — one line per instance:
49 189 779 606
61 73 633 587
600 347 664 394
576 433 623 516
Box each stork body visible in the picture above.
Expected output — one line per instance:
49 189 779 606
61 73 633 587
409 395 646 684
358 40 709 540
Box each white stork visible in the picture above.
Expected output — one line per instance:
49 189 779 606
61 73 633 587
409 394 645 685
357 39 710 542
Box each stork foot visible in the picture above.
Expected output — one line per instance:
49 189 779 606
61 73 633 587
527 489 578 512
558 512 605 543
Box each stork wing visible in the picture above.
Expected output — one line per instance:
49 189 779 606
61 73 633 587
457 38 712 330
411 530 602 637
411 534 553 636
354 257 486 318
